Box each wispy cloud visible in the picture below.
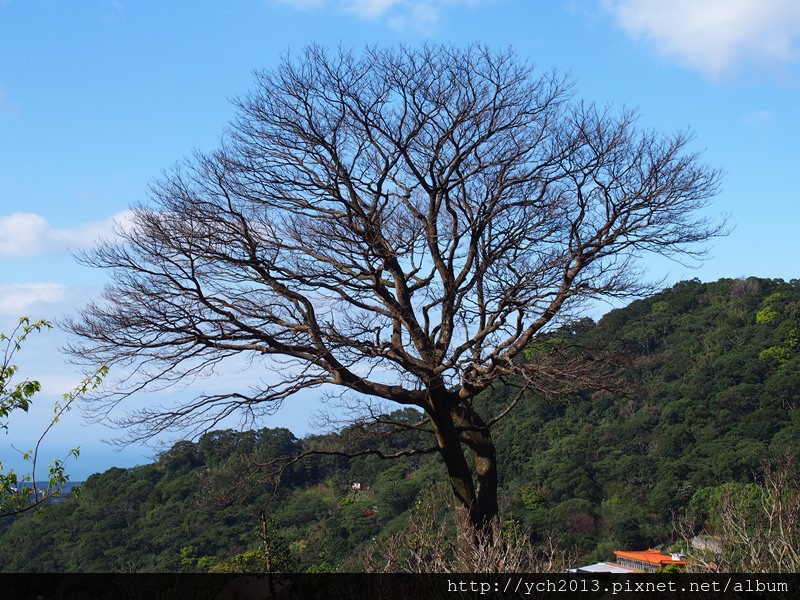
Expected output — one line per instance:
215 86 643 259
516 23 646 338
742 109 775 129
601 0 800 79
346 0 402 19
275 0 482 31
0 87 18 118
0 210 133 258
0 283 67 316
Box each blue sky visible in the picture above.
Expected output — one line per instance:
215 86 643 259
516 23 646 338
1 0 799 479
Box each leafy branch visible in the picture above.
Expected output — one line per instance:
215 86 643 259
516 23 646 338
1 317 108 518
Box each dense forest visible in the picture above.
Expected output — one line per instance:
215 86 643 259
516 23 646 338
1 277 798 572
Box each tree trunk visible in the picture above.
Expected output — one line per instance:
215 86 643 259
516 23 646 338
427 391 500 559
453 401 499 535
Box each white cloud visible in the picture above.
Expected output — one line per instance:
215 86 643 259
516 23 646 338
275 0 481 30
387 1 439 31
346 0 401 19
275 0 325 9
601 0 800 78
0 210 133 258
0 283 67 316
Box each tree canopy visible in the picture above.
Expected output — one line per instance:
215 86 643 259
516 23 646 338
66 44 723 546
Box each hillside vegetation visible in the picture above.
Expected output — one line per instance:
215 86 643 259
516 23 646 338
1 277 797 572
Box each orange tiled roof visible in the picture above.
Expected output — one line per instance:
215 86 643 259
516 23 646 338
613 549 687 566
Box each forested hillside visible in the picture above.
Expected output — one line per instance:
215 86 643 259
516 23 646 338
491 276 800 564
1 277 797 572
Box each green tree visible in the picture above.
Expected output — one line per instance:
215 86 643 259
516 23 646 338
1 317 107 517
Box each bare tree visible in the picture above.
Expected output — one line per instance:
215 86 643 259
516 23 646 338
361 482 576 573
679 456 800 573
66 44 723 552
